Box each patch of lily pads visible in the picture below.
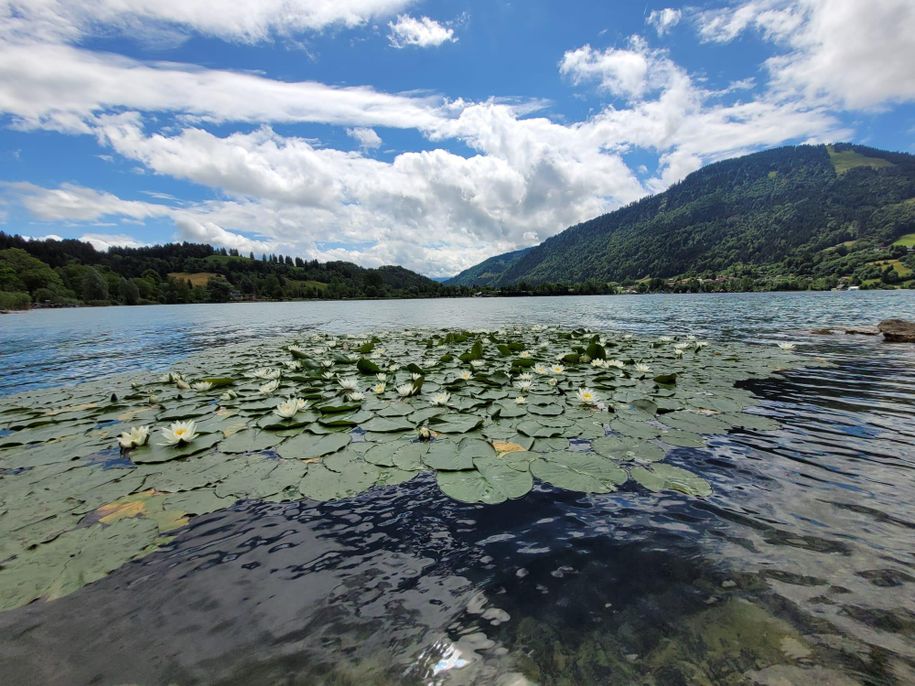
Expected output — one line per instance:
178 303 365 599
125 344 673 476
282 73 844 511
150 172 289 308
0 326 805 610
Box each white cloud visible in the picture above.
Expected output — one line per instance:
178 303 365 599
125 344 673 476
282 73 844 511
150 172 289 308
79 233 148 250
387 15 456 48
0 0 416 45
0 42 446 134
559 36 684 101
347 127 382 149
647 8 682 36
696 0 915 109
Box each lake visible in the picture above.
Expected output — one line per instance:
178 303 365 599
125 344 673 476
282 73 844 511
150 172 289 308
1 292 914 685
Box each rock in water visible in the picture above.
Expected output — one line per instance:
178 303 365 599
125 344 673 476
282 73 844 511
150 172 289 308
878 319 915 343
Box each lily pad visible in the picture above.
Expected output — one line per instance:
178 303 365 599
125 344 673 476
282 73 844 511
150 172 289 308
629 464 712 497
531 452 628 493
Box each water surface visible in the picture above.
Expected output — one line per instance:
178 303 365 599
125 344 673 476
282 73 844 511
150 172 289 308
1 292 914 685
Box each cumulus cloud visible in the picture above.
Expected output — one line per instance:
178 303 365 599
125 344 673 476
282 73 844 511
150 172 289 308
695 0 915 109
347 127 382 149
559 36 684 101
387 15 456 48
647 8 682 36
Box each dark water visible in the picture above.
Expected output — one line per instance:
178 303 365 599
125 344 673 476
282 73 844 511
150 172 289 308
1 293 915 684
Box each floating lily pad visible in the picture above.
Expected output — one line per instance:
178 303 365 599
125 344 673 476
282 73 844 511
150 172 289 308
276 432 350 460
531 452 628 493
629 464 712 497
436 456 533 504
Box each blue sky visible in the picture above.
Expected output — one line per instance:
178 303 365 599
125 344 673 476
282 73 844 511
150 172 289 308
0 0 913 276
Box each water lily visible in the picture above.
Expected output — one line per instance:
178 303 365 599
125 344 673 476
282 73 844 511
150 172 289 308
550 364 565 374
634 363 651 373
259 379 280 395
294 398 310 412
219 389 238 401
659 335 673 343
397 382 415 398
470 359 485 369
191 381 213 391
159 420 198 446
388 364 400 372
548 377 558 386
375 373 388 382
339 377 359 391
347 391 365 401
274 398 301 418
372 383 386 394
458 370 472 381
777 342 797 350
117 425 149 449
320 359 334 368
322 371 335 380
430 391 451 406
514 396 527 405
519 350 532 358
605 359 625 369
590 359 605 367
252 367 281 380
577 387 599 406
514 380 532 392
411 372 423 381
175 378 190 390
417 425 433 441
533 364 548 375
517 372 533 381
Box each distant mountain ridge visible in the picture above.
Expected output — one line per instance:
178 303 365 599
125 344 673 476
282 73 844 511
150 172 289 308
448 143 915 287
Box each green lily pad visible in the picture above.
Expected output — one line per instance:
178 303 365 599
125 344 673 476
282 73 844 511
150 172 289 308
629 464 712 497
531 452 628 493
436 456 533 504
276 432 351 460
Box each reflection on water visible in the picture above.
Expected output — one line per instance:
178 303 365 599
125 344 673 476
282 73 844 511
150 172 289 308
1 293 915 684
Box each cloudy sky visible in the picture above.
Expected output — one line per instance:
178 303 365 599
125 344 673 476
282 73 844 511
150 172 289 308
0 0 913 277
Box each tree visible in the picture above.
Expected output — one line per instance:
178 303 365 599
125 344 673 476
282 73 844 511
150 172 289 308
81 268 109 302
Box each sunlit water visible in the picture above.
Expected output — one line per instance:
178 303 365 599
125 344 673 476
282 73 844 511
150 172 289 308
1 292 914 685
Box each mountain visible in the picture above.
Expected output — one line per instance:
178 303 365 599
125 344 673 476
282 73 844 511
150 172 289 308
0 234 441 308
449 143 915 289
447 247 532 287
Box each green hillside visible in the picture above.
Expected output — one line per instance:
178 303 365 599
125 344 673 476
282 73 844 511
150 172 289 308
449 143 915 290
0 235 441 309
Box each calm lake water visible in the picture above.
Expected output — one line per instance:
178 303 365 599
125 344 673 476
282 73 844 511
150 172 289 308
1 292 915 684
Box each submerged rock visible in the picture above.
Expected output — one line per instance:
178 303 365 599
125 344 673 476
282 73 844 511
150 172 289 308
843 327 879 336
878 319 915 343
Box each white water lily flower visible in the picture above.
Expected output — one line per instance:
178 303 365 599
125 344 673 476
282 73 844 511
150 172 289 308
514 396 527 405
659 336 673 343
519 350 532 359
417 425 433 441
514 380 532 392
673 343 690 352
470 360 485 368
577 387 599 406
259 379 280 395
388 364 400 372
590 359 605 367
294 398 310 411
274 398 300 418
159 420 198 446
219 389 238 401
321 371 335 380
551 364 565 374
696 341 709 350
411 372 423 381
339 377 359 391
191 381 213 391
548 377 558 387
252 367 281 380
777 342 797 350
533 364 548 375
431 391 451 406
397 383 415 398
517 372 533 381
175 378 190 390
458 370 473 381
375 373 388 382
320 359 334 368
372 383 386 394
605 359 625 369
634 363 651 373
347 391 365 401
118 425 149 449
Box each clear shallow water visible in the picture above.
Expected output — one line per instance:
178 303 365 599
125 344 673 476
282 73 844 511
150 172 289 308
1 292 915 685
